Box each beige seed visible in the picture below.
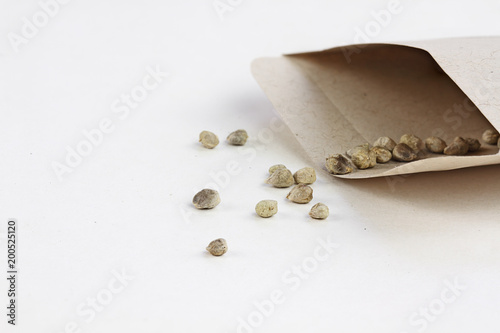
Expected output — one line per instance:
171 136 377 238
199 131 219 149
482 129 499 145
425 136 447 153
444 137 469 155
286 184 313 204
192 189 221 209
227 129 248 146
293 167 316 184
325 154 354 175
465 138 481 152
206 238 227 256
400 134 425 152
255 200 278 218
370 146 392 163
346 143 370 158
269 164 286 174
309 203 329 219
392 143 417 162
373 136 397 152
265 168 294 188
351 145 376 169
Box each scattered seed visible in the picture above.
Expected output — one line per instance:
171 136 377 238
465 138 481 152
199 131 219 149
293 167 316 184
286 184 313 204
325 154 354 175
400 134 425 152
192 189 221 209
370 146 392 163
482 129 499 145
444 137 469 155
206 238 227 256
392 143 417 162
373 136 397 152
227 129 248 146
351 145 376 169
269 164 287 174
265 168 294 188
255 200 278 218
309 203 329 219
425 136 447 153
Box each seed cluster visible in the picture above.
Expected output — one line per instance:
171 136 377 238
199 129 249 149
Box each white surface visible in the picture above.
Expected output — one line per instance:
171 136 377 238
1 1 500 332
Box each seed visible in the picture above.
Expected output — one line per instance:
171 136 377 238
400 134 425 152
265 168 294 188
373 136 397 152
255 200 278 218
206 238 227 256
350 145 376 169
227 129 248 146
346 143 370 158
199 131 219 149
192 189 221 209
465 138 481 152
425 137 447 153
293 167 316 184
444 137 469 155
482 129 499 145
325 154 354 175
370 146 392 163
392 143 417 162
269 164 287 174
286 184 313 204
309 203 329 219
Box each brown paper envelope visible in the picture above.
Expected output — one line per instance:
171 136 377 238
251 37 500 179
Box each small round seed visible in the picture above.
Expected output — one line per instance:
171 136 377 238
269 164 286 174
255 200 278 218
400 134 425 152
346 143 370 158
392 143 417 162
482 129 499 145
286 184 313 204
309 203 329 219
425 136 447 153
199 131 219 149
325 154 354 175
227 129 248 146
293 167 316 184
206 238 227 256
465 138 481 152
265 168 294 188
351 145 376 169
192 189 221 209
373 136 397 152
370 146 392 163
444 137 469 155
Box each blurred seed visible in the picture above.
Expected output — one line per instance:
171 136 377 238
255 200 278 218
293 167 316 184
370 146 392 163
269 164 287 174
482 129 499 145
265 168 294 188
199 131 219 149
400 134 425 152
351 145 376 169
325 154 354 175
392 143 417 162
286 184 313 204
425 136 447 153
309 203 329 219
373 136 397 152
444 137 469 155
206 238 227 256
227 129 248 146
346 143 370 158
465 138 481 152
192 189 221 209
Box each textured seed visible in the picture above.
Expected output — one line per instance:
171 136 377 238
425 136 447 153
444 137 469 155
265 168 294 188
370 146 392 163
346 143 370 158
269 164 286 174
293 167 316 184
373 136 397 152
286 184 313 204
192 189 221 209
309 203 329 219
351 145 376 169
206 238 227 256
482 129 499 145
392 143 417 162
255 200 278 218
400 134 425 152
199 131 219 149
465 138 481 152
325 154 354 175
227 129 248 146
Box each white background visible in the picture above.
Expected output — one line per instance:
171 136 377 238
1 1 500 332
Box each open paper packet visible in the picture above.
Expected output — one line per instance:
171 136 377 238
251 37 500 178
